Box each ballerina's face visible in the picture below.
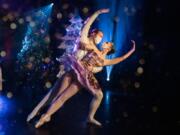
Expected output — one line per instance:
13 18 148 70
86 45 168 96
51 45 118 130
102 42 113 52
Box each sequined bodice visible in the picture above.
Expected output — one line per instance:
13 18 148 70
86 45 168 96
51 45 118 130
81 50 104 67
75 42 103 72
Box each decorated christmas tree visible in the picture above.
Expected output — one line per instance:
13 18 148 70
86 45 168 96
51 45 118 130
56 16 83 78
15 5 55 99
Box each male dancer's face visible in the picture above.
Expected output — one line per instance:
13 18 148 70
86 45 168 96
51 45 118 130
94 32 103 44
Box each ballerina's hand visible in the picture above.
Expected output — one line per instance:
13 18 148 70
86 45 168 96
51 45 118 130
98 8 110 14
131 40 136 52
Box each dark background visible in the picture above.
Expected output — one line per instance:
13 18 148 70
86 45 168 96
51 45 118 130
0 0 179 135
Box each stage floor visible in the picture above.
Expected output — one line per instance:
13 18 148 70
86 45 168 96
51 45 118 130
0 89 177 135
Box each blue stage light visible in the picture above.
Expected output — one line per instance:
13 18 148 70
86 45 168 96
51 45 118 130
106 75 110 81
17 4 53 60
105 91 111 105
95 0 143 81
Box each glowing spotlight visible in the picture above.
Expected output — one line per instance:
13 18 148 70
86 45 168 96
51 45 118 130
105 91 111 105
10 23 17 29
106 66 111 81
57 13 62 19
137 67 144 74
106 76 110 81
50 3 54 6
7 92 13 98
134 82 140 88
45 81 52 88
18 18 24 24
82 7 89 14
0 51 6 57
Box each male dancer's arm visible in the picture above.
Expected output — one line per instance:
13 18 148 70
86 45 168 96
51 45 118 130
80 9 109 43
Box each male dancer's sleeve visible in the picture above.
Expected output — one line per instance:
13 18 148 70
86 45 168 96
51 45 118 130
80 11 100 42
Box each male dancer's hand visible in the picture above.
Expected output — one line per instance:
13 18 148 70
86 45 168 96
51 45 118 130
98 8 110 14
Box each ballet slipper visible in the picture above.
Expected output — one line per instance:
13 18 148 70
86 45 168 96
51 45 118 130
27 108 39 122
35 114 51 128
87 118 102 127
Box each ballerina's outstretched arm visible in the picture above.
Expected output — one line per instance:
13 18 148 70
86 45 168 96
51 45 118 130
103 40 136 66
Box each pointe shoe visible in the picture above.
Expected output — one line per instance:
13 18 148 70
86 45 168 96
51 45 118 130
27 109 39 122
87 118 102 127
35 114 51 128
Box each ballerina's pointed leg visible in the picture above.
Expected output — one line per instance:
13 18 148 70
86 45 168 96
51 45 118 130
27 73 72 122
27 89 52 122
35 81 81 128
35 114 51 128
